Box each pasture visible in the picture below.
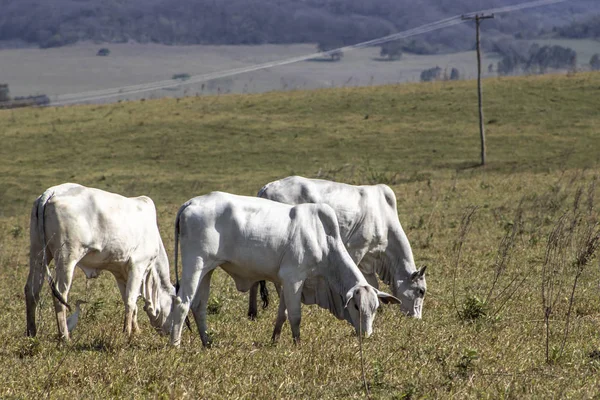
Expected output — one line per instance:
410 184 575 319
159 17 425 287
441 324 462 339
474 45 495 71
1 72 600 398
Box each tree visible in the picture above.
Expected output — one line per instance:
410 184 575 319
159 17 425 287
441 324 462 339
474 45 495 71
420 66 442 82
172 73 191 81
0 84 10 102
526 45 577 74
450 68 460 81
498 56 516 76
96 48 111 56
317 41 344 61
590 54 600 71
379 41 402 60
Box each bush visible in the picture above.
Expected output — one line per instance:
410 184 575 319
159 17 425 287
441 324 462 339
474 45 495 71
96 48 111 56
172 73 191 81
317 41 344 61
590 54 600 71
450 67 460 81
0 84 10 102
379 41 402 60
459 295 487 321
420 66 442 82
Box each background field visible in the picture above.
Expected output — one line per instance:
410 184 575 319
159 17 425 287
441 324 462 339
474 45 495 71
2 39 599 103
0 72 599 398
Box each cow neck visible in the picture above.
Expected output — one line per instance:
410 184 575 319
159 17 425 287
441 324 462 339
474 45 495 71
325 245 367 295
375 225 416 287
154 240 174 293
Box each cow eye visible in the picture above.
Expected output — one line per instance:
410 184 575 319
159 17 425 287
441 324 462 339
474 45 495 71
418 288 426 296
354 304 359 310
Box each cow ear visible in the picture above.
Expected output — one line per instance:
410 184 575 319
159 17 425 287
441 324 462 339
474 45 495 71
344 288 355 309
411 266 427 281
376 289 401 305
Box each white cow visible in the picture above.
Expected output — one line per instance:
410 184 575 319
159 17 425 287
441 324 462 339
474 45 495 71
248 176 427 319
169 192 400 347
25 183 175 340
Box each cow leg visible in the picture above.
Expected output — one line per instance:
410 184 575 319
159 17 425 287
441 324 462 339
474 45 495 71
271 284 286 343
190 270 214 347
25 246 51 337
171 256 209 347
247 282 259 320
282 282 303 345
52 254 78 340
115 278 140 334
123 266 144 337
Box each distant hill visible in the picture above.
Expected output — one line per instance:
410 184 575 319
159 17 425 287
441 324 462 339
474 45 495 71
556 14 600 39
0 0 597 50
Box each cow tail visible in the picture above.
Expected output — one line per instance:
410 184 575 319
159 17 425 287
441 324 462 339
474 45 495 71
174 202 193 331
259 281 269 309
37 191 71 312
174 205 183 296
256 184 271 309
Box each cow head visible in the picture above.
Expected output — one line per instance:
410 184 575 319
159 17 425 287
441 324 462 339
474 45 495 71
344 285 401 337
142 269 175 335
393 266 427 319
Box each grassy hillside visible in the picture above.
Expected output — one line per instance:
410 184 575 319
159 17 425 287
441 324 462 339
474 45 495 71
1 72 599 398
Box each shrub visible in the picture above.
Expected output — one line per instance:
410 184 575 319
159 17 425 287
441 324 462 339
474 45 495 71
590 54 600 71
172 73 191 81
379 41 402 60
449 67 460 81
420 66 442 82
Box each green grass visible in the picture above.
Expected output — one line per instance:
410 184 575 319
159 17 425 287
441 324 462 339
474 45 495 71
1 72 600 398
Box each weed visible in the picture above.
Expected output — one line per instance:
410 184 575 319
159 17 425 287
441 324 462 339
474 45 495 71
10 225 23 239
459 295 487 321
372 360 385 388
207 297 223 315
18 338 41 359
393 383 417 400
455 348 479 379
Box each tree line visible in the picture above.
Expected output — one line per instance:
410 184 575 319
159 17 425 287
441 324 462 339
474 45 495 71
555 15 600 39
0 0 596 50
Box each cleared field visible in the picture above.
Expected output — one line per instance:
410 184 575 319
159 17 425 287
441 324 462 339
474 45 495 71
0 72 599 398
0 41 505 101
3 39 599 103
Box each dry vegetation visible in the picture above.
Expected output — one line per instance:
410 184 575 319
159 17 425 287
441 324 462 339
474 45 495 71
1 72 599 398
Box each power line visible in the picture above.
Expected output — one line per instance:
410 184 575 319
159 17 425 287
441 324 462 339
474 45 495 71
53 18 465 105
51 0 571 106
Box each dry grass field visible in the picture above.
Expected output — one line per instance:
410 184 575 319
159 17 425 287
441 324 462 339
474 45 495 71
0 72 599 398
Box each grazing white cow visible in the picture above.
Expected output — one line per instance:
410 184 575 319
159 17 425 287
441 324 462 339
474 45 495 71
248 176 427 319
169 192 400 347
25 183 175 340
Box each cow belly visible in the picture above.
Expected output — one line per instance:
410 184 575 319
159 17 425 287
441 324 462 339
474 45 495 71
219 262 280 292
78 266 102 279
77 251 131 278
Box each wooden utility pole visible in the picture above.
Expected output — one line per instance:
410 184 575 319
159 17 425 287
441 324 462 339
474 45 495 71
462 13 494 166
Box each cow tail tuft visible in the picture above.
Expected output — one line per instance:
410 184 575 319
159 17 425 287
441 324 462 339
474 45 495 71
259 281 269 309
